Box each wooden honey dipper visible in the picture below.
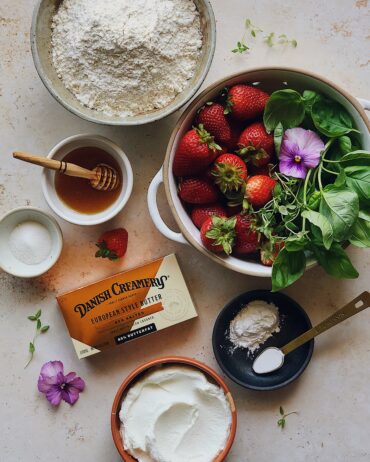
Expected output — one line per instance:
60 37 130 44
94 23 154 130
13 151 120 191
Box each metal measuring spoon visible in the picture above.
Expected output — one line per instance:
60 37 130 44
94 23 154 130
253 291 370 375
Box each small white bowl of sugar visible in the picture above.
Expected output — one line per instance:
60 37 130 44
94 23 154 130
0 207 63 278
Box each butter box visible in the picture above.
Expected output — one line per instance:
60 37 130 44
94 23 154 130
57 254 197 359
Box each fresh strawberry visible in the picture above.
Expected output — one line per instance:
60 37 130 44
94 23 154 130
237 122 274 167
260 240 285 266
200 216 236 254
227 84 269 121
191 204 227 229
245 175 277 209
95 228 128 260
196 103 243 151
173 124 221 177
212 153 247 194
178 177 219 204
233 214 260 255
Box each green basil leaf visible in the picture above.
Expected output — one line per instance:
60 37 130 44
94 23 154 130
284 236 309 252
311 98 356 137
338 136 352 154
35 309 41 319
334 168 346 187
272 248 306 292
349 218 370 248
311 243 359 279
302 210 333 249
302 90 318 113
274 122 284 157
340 150 370 163
359 208 370 222
263 89 305 133
319 186 359 241
344 166 370 199
307 190 321 211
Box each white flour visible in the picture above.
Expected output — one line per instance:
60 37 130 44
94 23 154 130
51 0 202 117
229 300 280 354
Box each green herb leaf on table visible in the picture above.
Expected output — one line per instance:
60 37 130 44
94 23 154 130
263 89 305 132
311 243 359 279
24 309 50 369
302 210 333 249
349 218 370 248
319 186 359 242
277 407 297 429
272 248 306 292
311 98 358 137
231 41 249 54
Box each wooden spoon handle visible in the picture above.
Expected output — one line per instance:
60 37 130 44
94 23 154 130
281 291 370 355
13 151 95 180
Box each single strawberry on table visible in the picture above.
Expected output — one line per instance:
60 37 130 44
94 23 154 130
95 228 128 260
237 122 274 167
260 240 285 266
245 175 277 209
173 124 221 177
178 177 219 204
233 214 260 255
226 84 269 121
200 215 236 254
191 204 227 229
211 153 247 194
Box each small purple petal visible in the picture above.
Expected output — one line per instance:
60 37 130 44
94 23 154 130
40 361 64 379
64 372 77 383
46 386 63 406
67 376 85 392
62 386 81 405
279 159 307 179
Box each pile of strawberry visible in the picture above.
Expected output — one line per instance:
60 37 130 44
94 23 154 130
173 84 281 266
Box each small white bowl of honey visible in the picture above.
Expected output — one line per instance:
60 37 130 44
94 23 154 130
42 134 133 225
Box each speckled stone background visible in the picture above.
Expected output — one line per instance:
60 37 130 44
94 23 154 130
1 1 370 461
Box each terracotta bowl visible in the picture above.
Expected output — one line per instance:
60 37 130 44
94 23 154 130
148 67 370 277
111 356 237 461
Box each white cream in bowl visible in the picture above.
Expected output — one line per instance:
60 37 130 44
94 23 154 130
119 365 232 462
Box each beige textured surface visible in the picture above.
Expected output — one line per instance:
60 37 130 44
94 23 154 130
0 1 370 461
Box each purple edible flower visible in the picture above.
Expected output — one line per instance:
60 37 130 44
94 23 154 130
38 361 85 406
279 128 324 179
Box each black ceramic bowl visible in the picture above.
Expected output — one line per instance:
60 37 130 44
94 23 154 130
212 290 314 391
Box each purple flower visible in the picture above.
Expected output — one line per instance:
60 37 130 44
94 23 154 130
279 128 324 179
38 361 85 406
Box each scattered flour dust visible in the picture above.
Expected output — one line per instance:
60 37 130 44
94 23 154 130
51 0 203 117
228 300 280 354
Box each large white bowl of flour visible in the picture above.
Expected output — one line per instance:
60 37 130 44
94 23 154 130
31 0 216 125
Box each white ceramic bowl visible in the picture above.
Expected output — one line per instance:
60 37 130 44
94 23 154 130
42 134 133 226
31 0 216 126
148 67 370 278
0 207 63 278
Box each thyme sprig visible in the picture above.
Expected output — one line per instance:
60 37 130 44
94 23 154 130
25 309 50 369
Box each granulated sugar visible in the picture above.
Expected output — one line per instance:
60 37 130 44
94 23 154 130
9 221 52 265
51 0 203 117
